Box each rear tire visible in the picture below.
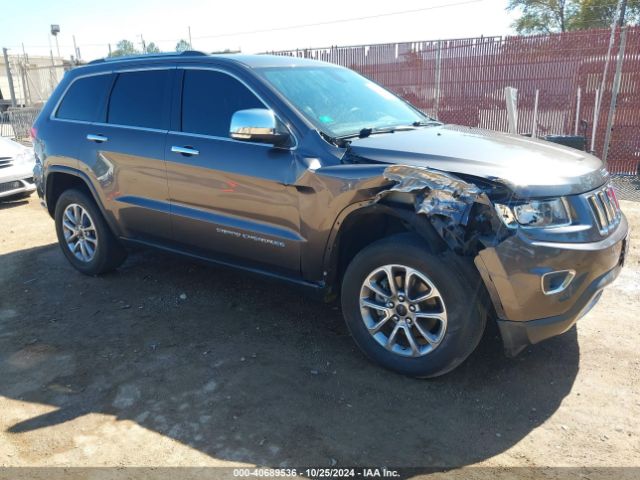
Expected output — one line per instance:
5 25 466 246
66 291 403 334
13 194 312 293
341 233 486 378
54 189 127 275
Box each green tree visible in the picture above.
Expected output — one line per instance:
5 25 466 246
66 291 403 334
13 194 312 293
110 39 138 57
146 42 160 53
507 0 640 34
175 39 191 52
571 0 640 29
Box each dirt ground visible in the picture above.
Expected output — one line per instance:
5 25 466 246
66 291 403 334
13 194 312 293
0 195 639 473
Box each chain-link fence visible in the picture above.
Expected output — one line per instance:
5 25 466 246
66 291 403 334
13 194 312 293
274 26 640 176
0 107 40 144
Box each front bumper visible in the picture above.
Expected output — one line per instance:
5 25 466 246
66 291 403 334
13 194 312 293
0 164 37 199
475 214 629 356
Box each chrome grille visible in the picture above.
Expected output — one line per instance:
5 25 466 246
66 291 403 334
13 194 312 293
587 185 621 235
0 157 13 169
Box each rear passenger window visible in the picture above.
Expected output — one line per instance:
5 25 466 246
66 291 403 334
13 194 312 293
56 74 112 122
108 70 171 129
181 70 263 137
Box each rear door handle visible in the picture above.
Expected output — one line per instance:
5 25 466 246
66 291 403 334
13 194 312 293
86 134 108 143
171 145 199 156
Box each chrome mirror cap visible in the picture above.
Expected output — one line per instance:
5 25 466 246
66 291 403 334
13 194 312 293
229 108 290 147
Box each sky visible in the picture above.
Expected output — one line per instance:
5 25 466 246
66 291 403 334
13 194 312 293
0 0 519 61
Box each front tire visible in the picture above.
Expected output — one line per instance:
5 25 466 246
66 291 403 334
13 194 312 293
54 189 127 275
341 233 486 378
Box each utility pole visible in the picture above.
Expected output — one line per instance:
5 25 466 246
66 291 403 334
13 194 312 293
2 48 17 107
139 34 146 54
188 26 193 49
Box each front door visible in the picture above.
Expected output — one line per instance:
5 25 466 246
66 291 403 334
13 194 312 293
165 68 302 274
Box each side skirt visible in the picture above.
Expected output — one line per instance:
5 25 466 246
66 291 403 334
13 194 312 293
119 237 330 301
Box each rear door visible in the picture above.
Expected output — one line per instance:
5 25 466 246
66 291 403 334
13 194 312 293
86 67 174 243
165 67 302 274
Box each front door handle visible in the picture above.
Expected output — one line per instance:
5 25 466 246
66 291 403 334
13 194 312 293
171 145 199 157
87 134 108 143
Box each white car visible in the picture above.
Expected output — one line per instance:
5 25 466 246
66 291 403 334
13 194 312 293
0 136 36 201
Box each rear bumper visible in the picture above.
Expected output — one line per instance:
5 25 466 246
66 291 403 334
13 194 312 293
476 214 629 356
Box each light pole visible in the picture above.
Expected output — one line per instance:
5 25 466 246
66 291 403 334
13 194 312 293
50 24 61 59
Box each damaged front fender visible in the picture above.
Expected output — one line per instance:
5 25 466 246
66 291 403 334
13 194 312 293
374 165 506 254
377 165 489 224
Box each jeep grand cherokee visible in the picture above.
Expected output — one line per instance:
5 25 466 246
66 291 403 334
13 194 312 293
32 51 629 377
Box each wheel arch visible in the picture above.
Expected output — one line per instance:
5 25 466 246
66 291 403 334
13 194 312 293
322 202 448 296
45 167 120 236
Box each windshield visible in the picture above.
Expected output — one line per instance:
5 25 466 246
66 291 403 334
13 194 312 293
258 66 430 138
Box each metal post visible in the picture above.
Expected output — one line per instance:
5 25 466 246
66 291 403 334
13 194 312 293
532 89 539 138
49 48 57 90
595 0 623 135
434 40 442 119
574 87 581 135
73 35 80 61
505 87 518 134
20 43 29 106
188 26 193 49
108 43 112 57
602 27 627 167
2 48 17 107
591 88 599 153
20 63 27 106
54 35 61 59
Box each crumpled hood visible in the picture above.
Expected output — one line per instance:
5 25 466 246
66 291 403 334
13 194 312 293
346 124 608 197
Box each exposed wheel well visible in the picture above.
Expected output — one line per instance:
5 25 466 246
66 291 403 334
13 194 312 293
334 205 446 288
45 172 91 216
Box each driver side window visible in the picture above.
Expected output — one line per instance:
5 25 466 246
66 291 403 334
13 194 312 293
181 70 263 138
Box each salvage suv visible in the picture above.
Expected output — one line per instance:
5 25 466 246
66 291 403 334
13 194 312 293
33 52 629 377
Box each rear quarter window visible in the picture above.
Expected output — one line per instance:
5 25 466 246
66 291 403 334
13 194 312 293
107 70 172 130
56 74 112 122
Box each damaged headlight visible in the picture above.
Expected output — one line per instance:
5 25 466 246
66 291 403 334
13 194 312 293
495 198 571 228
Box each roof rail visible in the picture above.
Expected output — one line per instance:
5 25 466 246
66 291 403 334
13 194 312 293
88 50 208 65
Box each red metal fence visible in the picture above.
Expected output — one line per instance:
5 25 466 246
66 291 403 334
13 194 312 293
275 27 640 175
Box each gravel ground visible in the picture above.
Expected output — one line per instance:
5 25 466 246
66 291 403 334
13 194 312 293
0 195 639 475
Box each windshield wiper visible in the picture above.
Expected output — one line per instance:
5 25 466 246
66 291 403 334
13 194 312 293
338 125 417 141
412 120 442 127
331 121 440 147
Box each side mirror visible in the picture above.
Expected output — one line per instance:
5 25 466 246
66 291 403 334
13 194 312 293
229 108 291 147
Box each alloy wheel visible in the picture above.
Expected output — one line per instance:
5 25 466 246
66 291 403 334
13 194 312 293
359 264 448 357
62 203 99 263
